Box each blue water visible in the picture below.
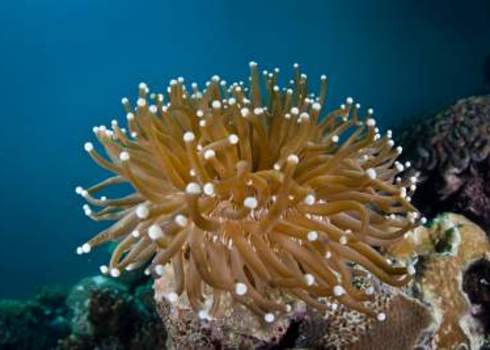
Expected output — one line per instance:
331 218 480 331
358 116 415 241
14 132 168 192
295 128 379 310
1 0 489 299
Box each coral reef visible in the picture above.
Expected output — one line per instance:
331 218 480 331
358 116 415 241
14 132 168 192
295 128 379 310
398 95 490 231
75 62 423 325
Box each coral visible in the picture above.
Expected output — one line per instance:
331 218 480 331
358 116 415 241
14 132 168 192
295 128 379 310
294 282 432 350
75 62 423 324
0 287 70 350
65 275 130 337
390 213 490 349
347 294 432 350
154 263 292 349
398 95 490 230
59 275 166 349
154 268 433 349
0 275 165 350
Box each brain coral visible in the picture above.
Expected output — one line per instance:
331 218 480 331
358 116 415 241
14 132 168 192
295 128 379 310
399 95 490 229
75 62 423 325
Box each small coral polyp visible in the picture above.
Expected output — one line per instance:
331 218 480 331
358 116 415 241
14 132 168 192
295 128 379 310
76 62 421 323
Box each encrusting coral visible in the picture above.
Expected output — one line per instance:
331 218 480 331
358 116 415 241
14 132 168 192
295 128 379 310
75 62 424 325
389 213 490 349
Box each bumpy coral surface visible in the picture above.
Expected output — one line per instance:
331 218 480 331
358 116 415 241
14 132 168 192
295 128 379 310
390 213 490 349
59 275 166 349
75 62 423 324
154 266 433 350
399 95 490 230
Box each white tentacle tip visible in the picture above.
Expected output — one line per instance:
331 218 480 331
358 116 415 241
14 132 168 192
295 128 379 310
235 282 248 296
99 265 109 274
204 149 216 160
175 214 188 227
333 285 346 297
307 231 319 241
254 107 264 115
84 142 94 152
211 100 222 109
366 118 376 127
264 313 275 323
304 274 315 286
366 168 377 180
228 134 239 144
155 264 165 276
136 204 150 219
119 151 130 162
240 108 250 118
81 243 91 254
203 183 215 196
148 225 164 240
183 131 196 143
243 196 258 209
304 194 316 205
186 182 202 195
287 154 299 164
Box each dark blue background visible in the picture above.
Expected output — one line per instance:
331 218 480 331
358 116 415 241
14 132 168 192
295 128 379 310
1 0 489 298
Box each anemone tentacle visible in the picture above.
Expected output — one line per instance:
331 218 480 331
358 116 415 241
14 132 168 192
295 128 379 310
76 63 422 324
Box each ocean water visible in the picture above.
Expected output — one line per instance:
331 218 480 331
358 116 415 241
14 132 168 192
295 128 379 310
1 0 489 299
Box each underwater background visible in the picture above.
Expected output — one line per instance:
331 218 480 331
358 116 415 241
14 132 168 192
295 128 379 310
1 0 490 301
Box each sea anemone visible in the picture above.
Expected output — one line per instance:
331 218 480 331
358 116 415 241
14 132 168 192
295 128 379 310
75 62 422 324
